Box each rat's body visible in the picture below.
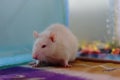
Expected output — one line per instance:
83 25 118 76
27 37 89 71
32 24 78 67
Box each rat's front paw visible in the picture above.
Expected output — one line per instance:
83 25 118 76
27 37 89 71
29 60 41 68
32 63 41 67
29 62 36 65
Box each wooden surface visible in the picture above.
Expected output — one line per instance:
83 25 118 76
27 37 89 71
69 59 120 77
24 59 120 80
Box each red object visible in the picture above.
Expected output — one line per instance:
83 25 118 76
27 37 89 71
81 50 90 54
90 51 100 54
81 49 100 54
112 48 120 55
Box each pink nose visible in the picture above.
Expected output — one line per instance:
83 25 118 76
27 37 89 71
32 54 38 60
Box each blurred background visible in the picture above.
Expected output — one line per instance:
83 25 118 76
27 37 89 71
0 0 117 67
69 0 114 42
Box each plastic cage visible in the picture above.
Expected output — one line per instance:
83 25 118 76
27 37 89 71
0 0 68 68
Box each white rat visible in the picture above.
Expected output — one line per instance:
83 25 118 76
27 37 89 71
32 23 78 67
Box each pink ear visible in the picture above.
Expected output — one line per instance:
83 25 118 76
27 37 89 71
49 32 55 42
33 31 39 38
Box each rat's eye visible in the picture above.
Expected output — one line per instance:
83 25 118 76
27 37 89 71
41 45 46 48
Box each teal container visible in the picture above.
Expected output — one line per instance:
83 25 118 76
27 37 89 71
0 0 68 68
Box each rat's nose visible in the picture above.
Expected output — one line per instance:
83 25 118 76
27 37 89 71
33 56 38 60
32 54 38 60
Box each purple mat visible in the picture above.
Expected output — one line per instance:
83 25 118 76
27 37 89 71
0 67 87 80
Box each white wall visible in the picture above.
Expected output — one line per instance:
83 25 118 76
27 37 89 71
116 0 120 44
69 0 112 42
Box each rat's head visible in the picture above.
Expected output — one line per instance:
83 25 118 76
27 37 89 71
32 31 56 60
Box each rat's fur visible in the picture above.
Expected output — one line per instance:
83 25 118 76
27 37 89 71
32 24 78 67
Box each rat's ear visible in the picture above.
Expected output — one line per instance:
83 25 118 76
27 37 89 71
49 32 56 42
33 31 39 38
